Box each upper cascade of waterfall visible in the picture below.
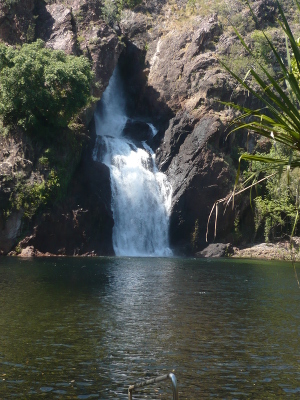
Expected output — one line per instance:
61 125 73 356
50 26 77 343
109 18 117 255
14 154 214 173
94 67 128 138
93 66 172 257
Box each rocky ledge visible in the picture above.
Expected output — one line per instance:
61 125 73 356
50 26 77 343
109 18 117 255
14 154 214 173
195 239 300 261
232 240 300 261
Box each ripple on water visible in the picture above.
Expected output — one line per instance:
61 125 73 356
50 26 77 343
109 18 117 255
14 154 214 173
0 257 300 399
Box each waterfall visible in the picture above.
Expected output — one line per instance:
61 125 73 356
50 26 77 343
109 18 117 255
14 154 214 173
93 67 172 257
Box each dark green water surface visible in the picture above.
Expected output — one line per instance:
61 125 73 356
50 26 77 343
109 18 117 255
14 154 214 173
0 257 299 399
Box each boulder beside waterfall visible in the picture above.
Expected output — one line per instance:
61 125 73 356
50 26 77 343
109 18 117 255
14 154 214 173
122 119 154 142
196 243 233 258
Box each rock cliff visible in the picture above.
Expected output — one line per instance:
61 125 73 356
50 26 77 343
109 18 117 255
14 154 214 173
0 0 121 255
0 0 290 255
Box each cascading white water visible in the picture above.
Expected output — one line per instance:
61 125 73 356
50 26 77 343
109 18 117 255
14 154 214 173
93 67 172 257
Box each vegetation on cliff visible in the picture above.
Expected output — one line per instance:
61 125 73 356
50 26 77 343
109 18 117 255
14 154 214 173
221 0 300 241
0 39 94 233
0 39 93 135
101 0 143 25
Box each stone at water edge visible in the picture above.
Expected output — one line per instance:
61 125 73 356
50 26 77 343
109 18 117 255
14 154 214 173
196 243 233 258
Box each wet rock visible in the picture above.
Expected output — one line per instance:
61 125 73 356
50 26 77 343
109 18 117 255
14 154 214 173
196 243 233 258
0 210 23 255
156 110 235 252
122 119 154 142
19 246 36 257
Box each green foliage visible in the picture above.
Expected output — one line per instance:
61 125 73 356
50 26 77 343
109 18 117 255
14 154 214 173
187 0 196 13
0 40 93 135
219 27 277 78
10 125 84 222
242 144 300 241
26 22 36 43
234 214 242 241
0 41 91 223
11 170 60 220
101 0 142 24
219 0 300 239
250 30 273 64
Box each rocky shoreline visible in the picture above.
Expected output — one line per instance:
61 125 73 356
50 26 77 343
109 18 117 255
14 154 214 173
4 238 300 260
232 240 300 261
196 238 300 261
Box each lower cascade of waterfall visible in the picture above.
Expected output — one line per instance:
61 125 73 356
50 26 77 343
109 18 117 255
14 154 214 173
93 67 172 257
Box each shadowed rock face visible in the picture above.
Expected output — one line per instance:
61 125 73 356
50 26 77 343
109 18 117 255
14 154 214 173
0 0 35 44
18 159 114 256
157 113 234 253
122 119 154 142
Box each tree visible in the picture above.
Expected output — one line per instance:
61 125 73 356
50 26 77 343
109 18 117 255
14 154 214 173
0 40 94 134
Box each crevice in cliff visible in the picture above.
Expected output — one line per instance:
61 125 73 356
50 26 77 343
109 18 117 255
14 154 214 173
117 40 175 149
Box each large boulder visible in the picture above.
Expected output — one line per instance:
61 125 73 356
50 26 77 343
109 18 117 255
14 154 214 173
196 243 233 258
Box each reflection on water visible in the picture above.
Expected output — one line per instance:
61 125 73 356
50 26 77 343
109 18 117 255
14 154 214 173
0 257 299 399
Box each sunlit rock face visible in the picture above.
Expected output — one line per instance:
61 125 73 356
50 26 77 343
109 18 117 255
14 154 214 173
117 0 283 253
35 0 123 98
35 2 77 55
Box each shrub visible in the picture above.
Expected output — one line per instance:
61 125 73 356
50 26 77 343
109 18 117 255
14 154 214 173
0 40 94 134
216 0 300 240
241 144 300 241
101 0 143 25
